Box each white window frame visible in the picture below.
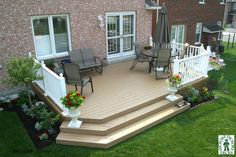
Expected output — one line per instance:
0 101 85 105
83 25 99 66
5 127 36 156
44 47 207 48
171 25 185 44
195 22 202 45
31 14 72 61
199 0 206 4
106 12 136 61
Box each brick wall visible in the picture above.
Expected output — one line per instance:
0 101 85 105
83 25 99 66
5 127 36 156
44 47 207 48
153 0 225 45
0 0 152 92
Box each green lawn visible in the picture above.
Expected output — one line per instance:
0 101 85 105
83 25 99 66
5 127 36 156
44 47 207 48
1 48 236 157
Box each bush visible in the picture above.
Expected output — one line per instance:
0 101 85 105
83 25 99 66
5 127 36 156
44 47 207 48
26 101 59 131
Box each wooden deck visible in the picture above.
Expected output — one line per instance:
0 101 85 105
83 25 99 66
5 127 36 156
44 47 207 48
56 61 192 148
66 61 168 122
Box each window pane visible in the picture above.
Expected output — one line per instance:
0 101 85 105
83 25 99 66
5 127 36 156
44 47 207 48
53 16 69 53
171 26 176 41
195 23 202 43
195 34 200 43
33 17 52 56
123 36 133 52
107 16 120 37
108 38 120 54
123 15 134 35
178 26 184 43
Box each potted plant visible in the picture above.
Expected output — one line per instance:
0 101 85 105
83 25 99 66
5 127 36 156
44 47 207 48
61 91 85 128
165 74 182 101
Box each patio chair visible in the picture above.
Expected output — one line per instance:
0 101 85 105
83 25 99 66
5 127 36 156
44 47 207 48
81 48 103 74
130 43 151 71
69 49 89 70
154 48 171 79
62 63 94 95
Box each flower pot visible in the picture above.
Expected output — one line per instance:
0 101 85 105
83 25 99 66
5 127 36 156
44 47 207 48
68 107 82 128
166 87 178 102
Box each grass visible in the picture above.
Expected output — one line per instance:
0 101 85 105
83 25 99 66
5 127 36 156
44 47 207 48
1 48 236 157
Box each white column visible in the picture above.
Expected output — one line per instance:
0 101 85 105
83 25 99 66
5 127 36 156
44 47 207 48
173 57 180 75
59 73 69 116
41 61 48 96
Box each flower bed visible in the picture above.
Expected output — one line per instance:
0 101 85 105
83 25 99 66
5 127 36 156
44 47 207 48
0 92 61 149
183 86 215 108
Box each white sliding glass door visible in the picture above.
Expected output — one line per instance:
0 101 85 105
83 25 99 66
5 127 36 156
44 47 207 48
31 14 71 60
106 12 136 60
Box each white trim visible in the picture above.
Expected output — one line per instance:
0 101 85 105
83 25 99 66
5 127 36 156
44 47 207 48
31 14 72 60
106 12 136 61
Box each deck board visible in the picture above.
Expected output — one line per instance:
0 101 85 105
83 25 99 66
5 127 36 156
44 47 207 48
66 61 168 120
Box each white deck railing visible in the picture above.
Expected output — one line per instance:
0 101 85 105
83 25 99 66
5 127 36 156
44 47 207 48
170 40 185 57
173 45 210 85
33 57 67 111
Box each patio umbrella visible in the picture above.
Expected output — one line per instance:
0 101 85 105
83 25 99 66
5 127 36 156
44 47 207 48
153 4 170 50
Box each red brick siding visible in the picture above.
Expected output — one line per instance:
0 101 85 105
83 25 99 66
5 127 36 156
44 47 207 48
153 0 225 45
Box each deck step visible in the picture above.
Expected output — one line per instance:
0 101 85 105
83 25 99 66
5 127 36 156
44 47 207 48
56 104 190 148
60 95 183 136
65 89 170 123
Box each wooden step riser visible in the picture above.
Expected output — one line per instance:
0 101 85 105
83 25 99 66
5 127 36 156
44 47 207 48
56 105 190 148
60 98 183 136
65 91 169 123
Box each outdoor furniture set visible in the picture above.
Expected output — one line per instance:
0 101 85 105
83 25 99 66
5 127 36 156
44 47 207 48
62 48 103 95
130 43 172 80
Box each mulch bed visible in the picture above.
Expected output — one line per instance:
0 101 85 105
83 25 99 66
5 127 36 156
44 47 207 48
0 102 61 150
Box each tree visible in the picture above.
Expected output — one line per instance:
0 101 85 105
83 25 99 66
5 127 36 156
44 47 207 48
4 56 42 105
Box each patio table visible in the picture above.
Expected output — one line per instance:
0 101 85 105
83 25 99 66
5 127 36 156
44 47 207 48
143 49 158 73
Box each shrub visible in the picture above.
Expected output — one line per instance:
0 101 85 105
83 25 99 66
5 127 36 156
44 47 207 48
26 101 47 119
27 101 59 131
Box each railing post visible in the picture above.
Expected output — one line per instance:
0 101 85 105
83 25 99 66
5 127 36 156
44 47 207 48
173 57 180 75
171 39 176 55
59 73 69 116
206 46 211 56
201 47 210 77
41 61 48 96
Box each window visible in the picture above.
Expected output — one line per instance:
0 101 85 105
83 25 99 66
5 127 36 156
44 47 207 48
195 22 202 44
171 25 185 43
199 0 205 4
220 0 225 4
31 14 71 60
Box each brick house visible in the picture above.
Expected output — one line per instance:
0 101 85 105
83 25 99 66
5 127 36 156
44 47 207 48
0 0 160 92
152 0 225 46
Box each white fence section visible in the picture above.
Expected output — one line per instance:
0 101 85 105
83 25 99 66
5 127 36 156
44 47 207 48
170 40 185 57
33 58 67 112
173 45 210 85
